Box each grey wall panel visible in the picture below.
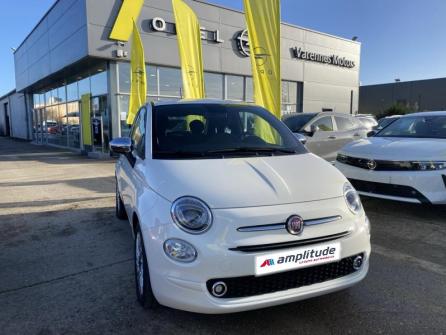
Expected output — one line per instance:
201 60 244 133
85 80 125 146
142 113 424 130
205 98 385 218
48 0 86 50
47 0 78 26
281 59 303 82
9 92 29 139
50 26 89 73
304 62 359 87
14 0 88 92
304 82 355 104
27 55 51 89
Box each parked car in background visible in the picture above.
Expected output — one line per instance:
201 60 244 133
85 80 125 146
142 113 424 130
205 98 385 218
355 114 378 131
111 100 371 314
336 111 446 205
374 115 402 132
282 112 368 162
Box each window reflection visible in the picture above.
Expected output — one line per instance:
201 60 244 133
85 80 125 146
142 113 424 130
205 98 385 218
204 72 223 99
159 67 182 97
31 65 108 150
226 75 244 101
91 71 108 96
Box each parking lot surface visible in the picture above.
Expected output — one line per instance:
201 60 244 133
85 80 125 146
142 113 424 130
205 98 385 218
0 137 445 335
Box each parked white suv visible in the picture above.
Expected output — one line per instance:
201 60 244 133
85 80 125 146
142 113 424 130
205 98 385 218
110 100 371 314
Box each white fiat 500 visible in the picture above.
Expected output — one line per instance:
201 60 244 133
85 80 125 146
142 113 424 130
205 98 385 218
336 112 446 205
110 100 371 314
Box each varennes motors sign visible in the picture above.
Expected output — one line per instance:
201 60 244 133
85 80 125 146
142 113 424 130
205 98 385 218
292 47 356 69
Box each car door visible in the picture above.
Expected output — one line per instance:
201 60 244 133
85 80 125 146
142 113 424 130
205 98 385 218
120 107 147 216
305 115 337 161
334 115 364 149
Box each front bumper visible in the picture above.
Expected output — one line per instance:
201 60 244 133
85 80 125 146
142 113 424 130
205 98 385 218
140 197 371 314
335 161 446 205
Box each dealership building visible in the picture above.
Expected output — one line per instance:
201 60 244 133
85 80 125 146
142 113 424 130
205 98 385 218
359 77 446 116
5 0 361 153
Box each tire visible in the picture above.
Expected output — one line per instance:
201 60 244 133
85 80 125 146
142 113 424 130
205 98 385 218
115 180 127 220
134 225 158 309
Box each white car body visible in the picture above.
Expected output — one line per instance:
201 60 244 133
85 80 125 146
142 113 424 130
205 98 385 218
336 112 446 204
113 100 371 314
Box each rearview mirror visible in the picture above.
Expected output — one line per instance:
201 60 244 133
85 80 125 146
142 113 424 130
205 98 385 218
367 130 377 137
110 137 132 154
293 133 307 145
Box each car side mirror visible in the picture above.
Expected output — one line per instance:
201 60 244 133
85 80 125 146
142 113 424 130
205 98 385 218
310 124 319 134
110 137 132 154
367 130 376 137
293 133 307 145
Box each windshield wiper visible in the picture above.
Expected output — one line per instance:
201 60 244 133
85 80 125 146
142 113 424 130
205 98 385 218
207 147 297 155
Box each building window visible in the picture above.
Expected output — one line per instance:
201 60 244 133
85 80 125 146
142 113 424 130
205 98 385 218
226 75 244 101
159 67 182 97
245 77 254 102
90 71 108 96
281 81 302 115
147 65 158 95
205 72 223 99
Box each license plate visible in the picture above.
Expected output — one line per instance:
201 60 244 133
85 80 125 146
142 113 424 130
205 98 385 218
255 243 341 276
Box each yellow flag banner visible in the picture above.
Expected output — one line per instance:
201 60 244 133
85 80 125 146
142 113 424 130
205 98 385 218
81 93 92 146
109 0 144 41
243 0 281 119
127 20 147 125
172 0 205 99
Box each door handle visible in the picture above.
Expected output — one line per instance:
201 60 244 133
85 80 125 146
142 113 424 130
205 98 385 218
328 136 337 139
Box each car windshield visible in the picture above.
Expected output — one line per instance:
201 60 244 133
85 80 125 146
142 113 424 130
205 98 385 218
376 115 446 139
377 117 398 129
282 113 316 132
152 103 307 159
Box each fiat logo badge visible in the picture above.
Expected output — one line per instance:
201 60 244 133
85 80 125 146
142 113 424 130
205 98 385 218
367 159 377 170
286 215 304 235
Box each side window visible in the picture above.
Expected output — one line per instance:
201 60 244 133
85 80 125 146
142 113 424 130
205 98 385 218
130 107 147 159
335 116 355 131
312 117 333 132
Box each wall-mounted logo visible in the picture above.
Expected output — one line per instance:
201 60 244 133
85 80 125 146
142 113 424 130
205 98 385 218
151 17 224 44
236 29 250 57
292 47 356 69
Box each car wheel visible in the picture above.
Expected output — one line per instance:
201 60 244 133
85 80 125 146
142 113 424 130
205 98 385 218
115 180 127 220
134 225 158 309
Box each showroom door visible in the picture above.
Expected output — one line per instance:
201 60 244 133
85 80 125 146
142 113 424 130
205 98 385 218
91 95 109 153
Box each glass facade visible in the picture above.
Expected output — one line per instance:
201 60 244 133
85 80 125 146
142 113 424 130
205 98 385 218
116 62 302 136
32 64 108 151
31 61 303 150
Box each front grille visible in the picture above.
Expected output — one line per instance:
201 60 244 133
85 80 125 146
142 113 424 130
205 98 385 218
349 178 430 204
206 253 363 299
337 154 427 171
229 231 350 253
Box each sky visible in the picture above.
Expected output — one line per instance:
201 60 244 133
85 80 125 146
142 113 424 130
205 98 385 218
1 0 446 96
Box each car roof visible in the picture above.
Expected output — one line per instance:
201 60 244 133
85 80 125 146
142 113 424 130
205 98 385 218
152 99 248 107
401 111 446 117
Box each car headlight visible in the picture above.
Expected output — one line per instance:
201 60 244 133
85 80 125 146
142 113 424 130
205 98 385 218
344 183 362 214
171 196 213 234
163 239 197 263
411 161 446 171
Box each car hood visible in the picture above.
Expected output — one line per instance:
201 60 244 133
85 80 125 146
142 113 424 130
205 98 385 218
146 153 347 209
340 137 446 160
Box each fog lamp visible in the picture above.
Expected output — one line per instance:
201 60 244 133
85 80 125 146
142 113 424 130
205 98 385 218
352 255 363 270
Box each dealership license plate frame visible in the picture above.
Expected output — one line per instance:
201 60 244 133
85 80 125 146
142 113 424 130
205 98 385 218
255 242 341 276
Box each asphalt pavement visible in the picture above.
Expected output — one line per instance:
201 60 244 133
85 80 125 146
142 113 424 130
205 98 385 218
0 137 445 335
